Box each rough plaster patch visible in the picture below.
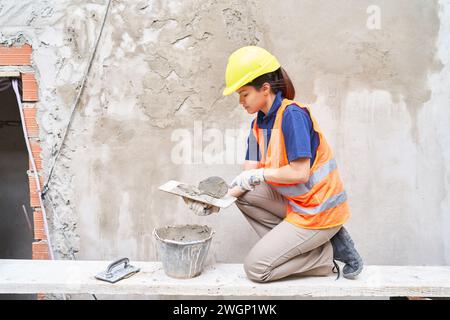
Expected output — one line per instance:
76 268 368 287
222 5 259 44
0 32 29 46
139 28 162 45
120 32 136 53
0 0 35 26
172 35 191 50
165 20 178 30
39 27 64 47
74 121 183 260
257 0 442 143
166 0 184 15
65 5 102 56
166 70 181 82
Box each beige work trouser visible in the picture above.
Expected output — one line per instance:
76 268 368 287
235 182 342 283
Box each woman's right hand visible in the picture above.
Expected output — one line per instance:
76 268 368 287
182 197 220 216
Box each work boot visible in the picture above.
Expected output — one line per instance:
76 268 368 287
330 226 363 279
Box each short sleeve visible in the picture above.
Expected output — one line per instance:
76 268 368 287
281 105 313 163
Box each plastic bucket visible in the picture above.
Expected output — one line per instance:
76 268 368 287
153 224 214 279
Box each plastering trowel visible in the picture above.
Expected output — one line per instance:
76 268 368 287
95 257 140 283
158 177 237 208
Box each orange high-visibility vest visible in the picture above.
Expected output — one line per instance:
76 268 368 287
252 99 350 229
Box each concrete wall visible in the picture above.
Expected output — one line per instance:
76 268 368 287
1 0 449 267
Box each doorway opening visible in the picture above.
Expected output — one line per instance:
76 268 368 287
0 77 35 300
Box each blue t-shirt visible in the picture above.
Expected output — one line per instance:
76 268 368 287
245 91 319 167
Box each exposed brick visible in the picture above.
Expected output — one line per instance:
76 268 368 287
23 106 39 138
0 44 32 66
33 210 47 240
32 241 48 253
28 174 44 208
34 229 47 241
32 252 50 260
21 73 39 102
29 140 42 171
32 241 49 260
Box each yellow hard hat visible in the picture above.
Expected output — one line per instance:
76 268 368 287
223 46 281 96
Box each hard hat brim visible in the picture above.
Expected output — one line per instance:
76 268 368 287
222 56 280 96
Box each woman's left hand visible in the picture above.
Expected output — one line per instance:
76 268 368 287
231 168 265 191
183 197 220 216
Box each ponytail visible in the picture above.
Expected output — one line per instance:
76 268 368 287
279 67 295 100
246 67 295 99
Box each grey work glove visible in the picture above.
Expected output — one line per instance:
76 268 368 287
182 197 220 216
230 168 265 191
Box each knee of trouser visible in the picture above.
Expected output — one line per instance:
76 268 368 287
235 197 246 209
236 183 272 208
235 192 249 206
243 253 270 283
235 189 258 208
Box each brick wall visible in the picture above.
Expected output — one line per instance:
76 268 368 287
0 44 49 262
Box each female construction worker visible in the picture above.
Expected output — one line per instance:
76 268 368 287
184 46 363 282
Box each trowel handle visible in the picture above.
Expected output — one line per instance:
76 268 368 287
106 257 130 276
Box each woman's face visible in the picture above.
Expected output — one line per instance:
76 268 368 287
236 84 269 114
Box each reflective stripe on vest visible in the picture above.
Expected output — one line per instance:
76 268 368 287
289 190 347 215
273 158 338 197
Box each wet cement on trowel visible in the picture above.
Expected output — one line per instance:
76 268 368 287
157 225 212 242
178 176 228 199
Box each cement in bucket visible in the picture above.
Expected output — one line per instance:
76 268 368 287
153 224 214 279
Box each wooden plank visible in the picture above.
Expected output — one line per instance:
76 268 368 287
0 260 449 297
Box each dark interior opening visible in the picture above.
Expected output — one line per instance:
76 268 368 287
0 77 36 300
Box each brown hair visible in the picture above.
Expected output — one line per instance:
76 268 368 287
246 67 295 99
